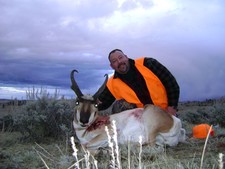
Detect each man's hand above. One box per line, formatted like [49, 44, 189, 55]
[167, 106, 177, 116]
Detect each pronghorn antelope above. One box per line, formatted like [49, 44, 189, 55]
[71, 70, 186, 154]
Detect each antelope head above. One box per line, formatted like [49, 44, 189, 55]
[70, 70, 108, 127]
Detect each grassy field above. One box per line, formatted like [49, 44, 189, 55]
[0, 98, 225, 169]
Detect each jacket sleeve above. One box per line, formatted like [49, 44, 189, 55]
[98, 86, 116, 111]
[144, 58, 180, 107]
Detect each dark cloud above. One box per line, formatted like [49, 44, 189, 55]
[0, 0, 225, 100]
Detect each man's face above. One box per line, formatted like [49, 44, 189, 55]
[109, 51, 129, 74]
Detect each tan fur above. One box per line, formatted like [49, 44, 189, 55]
[73, 100, 186, 154]
[142, 105, 174, 145]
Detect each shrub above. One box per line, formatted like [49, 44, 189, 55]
[210, 105, 225, 127]
[14, 97, 73, 142]
[0, 115, 14, 132]
[179, 104, 225, 127]
[179, 109, 211, 124]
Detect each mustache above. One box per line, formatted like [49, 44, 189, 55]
[118, 62, 126, 68]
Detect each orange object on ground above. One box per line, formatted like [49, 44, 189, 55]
[192, 124, 214, 139]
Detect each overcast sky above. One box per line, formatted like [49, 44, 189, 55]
[0, 0, 225, 101]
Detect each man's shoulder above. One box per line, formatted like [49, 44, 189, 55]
[135, 57, 155, 65]
[135, 57, 155, 61]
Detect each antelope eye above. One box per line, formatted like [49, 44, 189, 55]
[94, 104, 98, 108]
[75, 101, 79, 105]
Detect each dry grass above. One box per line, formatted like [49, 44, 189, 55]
[0, 129, 224, 168]
[0, 98, 225, 168]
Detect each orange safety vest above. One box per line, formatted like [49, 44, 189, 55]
[107, 57, 168, 109]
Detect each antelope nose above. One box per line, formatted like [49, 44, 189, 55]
[80, 116, 89, 125]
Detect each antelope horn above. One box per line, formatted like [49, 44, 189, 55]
[70, 69, 83, 98]
[93, 74, 108, 100]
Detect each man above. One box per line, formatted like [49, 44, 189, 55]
[98, 49, 180, 116]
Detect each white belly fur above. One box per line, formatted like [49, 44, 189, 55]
[111, 108, 148, 144]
